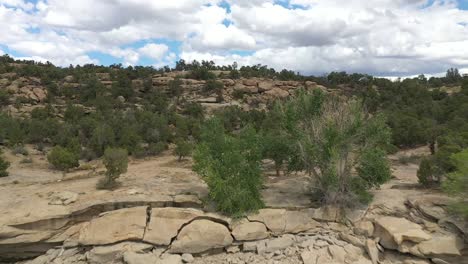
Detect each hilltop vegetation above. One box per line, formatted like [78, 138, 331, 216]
[0, 54, 467, 215]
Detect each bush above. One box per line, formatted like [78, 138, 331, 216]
[0, 89, 10, 104]
[97, 148, 128, 189]
[0, 152, 9, 177]
[285, 90, 392, 207]
[148, 142, 166, 156]
[193, 119, 264, 216]
[174, 139, 192, 161]
[443, 149, 468, 217]
[47, 146, 79, 171]
[11, 144, 28, 156]
[417, 158, 433, 186]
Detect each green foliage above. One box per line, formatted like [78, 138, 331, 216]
[47, 146, 79, 171]
[98, 148, 128, 189]
[0, 89, 10, 104]
[281, 90, 391, 207]
[187, 68, 216, 80]
[443, 150, 468, 217]
[168, 78, 183, 98]
[0, 151, 9, 177]
[147, 142, 167, 156]
[174, 139, 192, 161]
[417, 158, 433, 187]
[193, 118, 264, 216]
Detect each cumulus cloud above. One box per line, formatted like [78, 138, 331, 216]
[138, 43, 169, 60]
[0, 0, 467, 76]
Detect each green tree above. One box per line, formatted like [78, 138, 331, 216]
[0, 151, 9, 177]
[443, 149, 468, 217]
[47, 146, 79, 171]
[417, 158, 434, 187]
[193, 118, 264, 216]
[98, 148, 128, 189]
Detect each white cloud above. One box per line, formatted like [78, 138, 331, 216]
[0, 0, 466, 75]
[138, 43, 169, 60]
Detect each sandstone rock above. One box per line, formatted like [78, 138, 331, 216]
[78, 207, 147, 245]
[431, 258, 450, 264]
[301, 250, 318, 264]
[181, 253, 194, 263]
[328, 244, 347, 263]
[365, 239, 379, 264]
[226, 245, 240, 253]
[86, 242, 152, 264]
[374, 216, 431, 250]
[262, 234, 295, 253]
[340, 233, 365, 248]
[264, 88, 289, 98]
[173, 195, 202, 208]
[32, 87, 47, 101]
[344, 243, 364, 262]
[354, 221, 374, 237]
[234, 83, 258, 94]
[158, 254, 183, 264]
[169, 219, 233, 253]
[242, 79, 258, 86]
[242, 241, 258, 252]
[258, 81, 274, 91]
[153, 76, 174, 86]
[123, 252, 158, 264]
[48, 191, 78, 206]
[220, 79, 235, 86]
[144, 207, 204, 245]
[307, 206, 342, 222]
[415, 234, 463, 257]
[247, 209, 318, 235]
[232, 219, 268, 241]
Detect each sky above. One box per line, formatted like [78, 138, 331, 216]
[0, 0, 468, 77]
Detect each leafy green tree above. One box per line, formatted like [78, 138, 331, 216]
[193, 118, 264, 216]
[417, 158, 433, 187]
[0, 151, 9, 177]
[98, 148, 128, 189]
[47, 146, 79, 171]
[90, 124, 115, 156]
[174, 139, 192, 161]
[443, 149, 468, 217]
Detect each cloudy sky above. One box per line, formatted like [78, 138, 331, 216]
[1, 0, 468, 76]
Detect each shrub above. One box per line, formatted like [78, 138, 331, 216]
[11, 144, 28, 156]
[417, 158, 433, 186]
[97, 148, 128, 189]
[203, 80, 224, 94]
[193, 119, 264, 216]
[147, 142, 166, 156]
[0, 89, 10, 104]
[47, 146, 79, 171]
[443, 149, 468, 217]
[0, 151, 9, 177]
[174, 139, 192, 161]
[286, 90, 392, 207]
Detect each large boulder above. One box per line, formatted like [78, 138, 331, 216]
[169, 219, 233, 253]
[409, 234, 464, 258]
[264, 87, 289, 98]
[143, 208, 204, 245]
[78, 207, 147, 245]
[231, 219, 268, 241]
[374, 216, 431, 250]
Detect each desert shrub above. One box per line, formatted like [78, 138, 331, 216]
[0, 89, 10, 104]
[203, 80, 224, 94]
[193, 118, 264, 216]
[174, 139, 192, 161]
[11, 144, 28, 156]
[47, 146, 79, 171]
[97, 148, 128, 189]
[232, 90, 245, 100]
[443, 149, 468, 217]
[417, 158, 433, 186]
[285, 90, 391, 207]
[0, 151, 9, 177]
[147, 142, 166, 156]
[20, 157, 33, 164]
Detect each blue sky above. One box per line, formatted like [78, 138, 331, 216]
[1, 0, 468, 76]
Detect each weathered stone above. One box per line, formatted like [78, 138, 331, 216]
[48, 191, 78, 206]
[226, 245, 240, 253]
[301, 250, 318, 264]
[144, 207, 204, 245]
[263, 234, 295, 253]
[307, 206, 342, 222]
[78, 207, 147, 245]
[328, 244, 347, 263]
[344, 243, 364, 262]
[169, 220, 233, 253]
[340, 233, 365, 248]
[354, 221, 374, 237]
[123, 252, 158, 264]
[242, 241, 258, 252]
[247, 209, 318, 234]
[365, 239, 379, 264]
[431, 258, 450, 264]
[86, 242, 152, 264]
[374, 216, 431, 250]
[242, 79, 258, 86]
[415, 234, 463, 257]
[264, 88, 289, 98]
[181, 253, 194, 263]
[158, 254, 183, 264]
[258, 81, 274, 91]
[231, 219, 268, 241]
